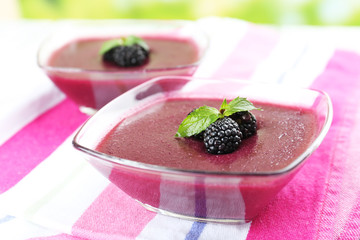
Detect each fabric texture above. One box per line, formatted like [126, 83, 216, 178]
[1, 17, 360, 240]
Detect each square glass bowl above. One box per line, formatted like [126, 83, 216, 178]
[37, 20, 208, 115]
[73, 76, 333, 223]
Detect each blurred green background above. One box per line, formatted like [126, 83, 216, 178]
[16, 0, 360, 25]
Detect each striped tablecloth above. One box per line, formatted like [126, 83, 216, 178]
[1, 17, 360, 240]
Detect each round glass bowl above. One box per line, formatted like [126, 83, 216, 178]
[37, 20, 208, 115]
[73, 76, 333, 223]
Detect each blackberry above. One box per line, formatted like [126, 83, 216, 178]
[203, 117, 242, 154]
[230, 111, 257, 139]
[192, 131, 204, 140]
[103, 44, 149, 67]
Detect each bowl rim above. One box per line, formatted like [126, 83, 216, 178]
[72, 77, 333, 178]
[37, 19, 209, 75]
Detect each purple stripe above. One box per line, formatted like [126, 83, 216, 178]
[195, 181, 207, 218]
[185, 222, 206, 240]
[0, 215, 15, 224]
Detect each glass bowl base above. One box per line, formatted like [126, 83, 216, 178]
[79, 106, 98, 115]
[136, 200, 250, 224]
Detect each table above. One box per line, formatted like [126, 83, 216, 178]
[1, 17, 360, 240]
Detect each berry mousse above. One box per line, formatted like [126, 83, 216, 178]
[96, 97, 317, 173]
[48, 35, 200, 71]
[45, 35, 201, 111]
[85, 90, 327, 221]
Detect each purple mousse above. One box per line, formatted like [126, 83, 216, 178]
[48, 36, 200, 71]
[96, 98, 317, 173]
[46, 36, 201, 110]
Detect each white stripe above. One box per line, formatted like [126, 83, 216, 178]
[159, 176, 196, 217]
[275, 28, 335, 87]
[204, 178, 245, 220]
[0, 21, 64, 145]
[135, 174, 197, 239]
[194, 17, 249, 78]
[0, 215, 60, 240]
[0, 135, 110, 233]
[281, 25, 360, 54]
[136, 214, 194, 240]
[0, 85, 65, 145]
[199, 222, 251, 240]
[278, 42, 333, 87]
[250, 28, 334, 87]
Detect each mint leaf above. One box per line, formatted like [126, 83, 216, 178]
[175, 106, 220, 137]
[99, 39, 122, 55]
[123, 35, 149, 51]
[99, 36, 149, 56]
[175, 97, 261, 138]
[223, 97, 261, 116]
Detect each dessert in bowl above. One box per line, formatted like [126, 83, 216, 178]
[73, 76, 333, 223]
[37, 20, 208, 114]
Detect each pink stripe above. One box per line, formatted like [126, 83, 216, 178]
[247, 50, 360, 239]
[312, 50, 360, 239]
[72, 184, 155, 240]
[212, 23, 279, 79]
[0, 99, 88, 193]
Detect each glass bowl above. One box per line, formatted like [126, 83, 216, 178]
[73, 76, 333, 223]
[37, 20, 208, 115]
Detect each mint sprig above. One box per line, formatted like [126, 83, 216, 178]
[175, 97, 261, 138]
[99, 35, 149, 55]
[221, 97, 260, 116]
[99, 39, 122, 55]
[175, 106, 220, 138]
[122, 36, 149, 51]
